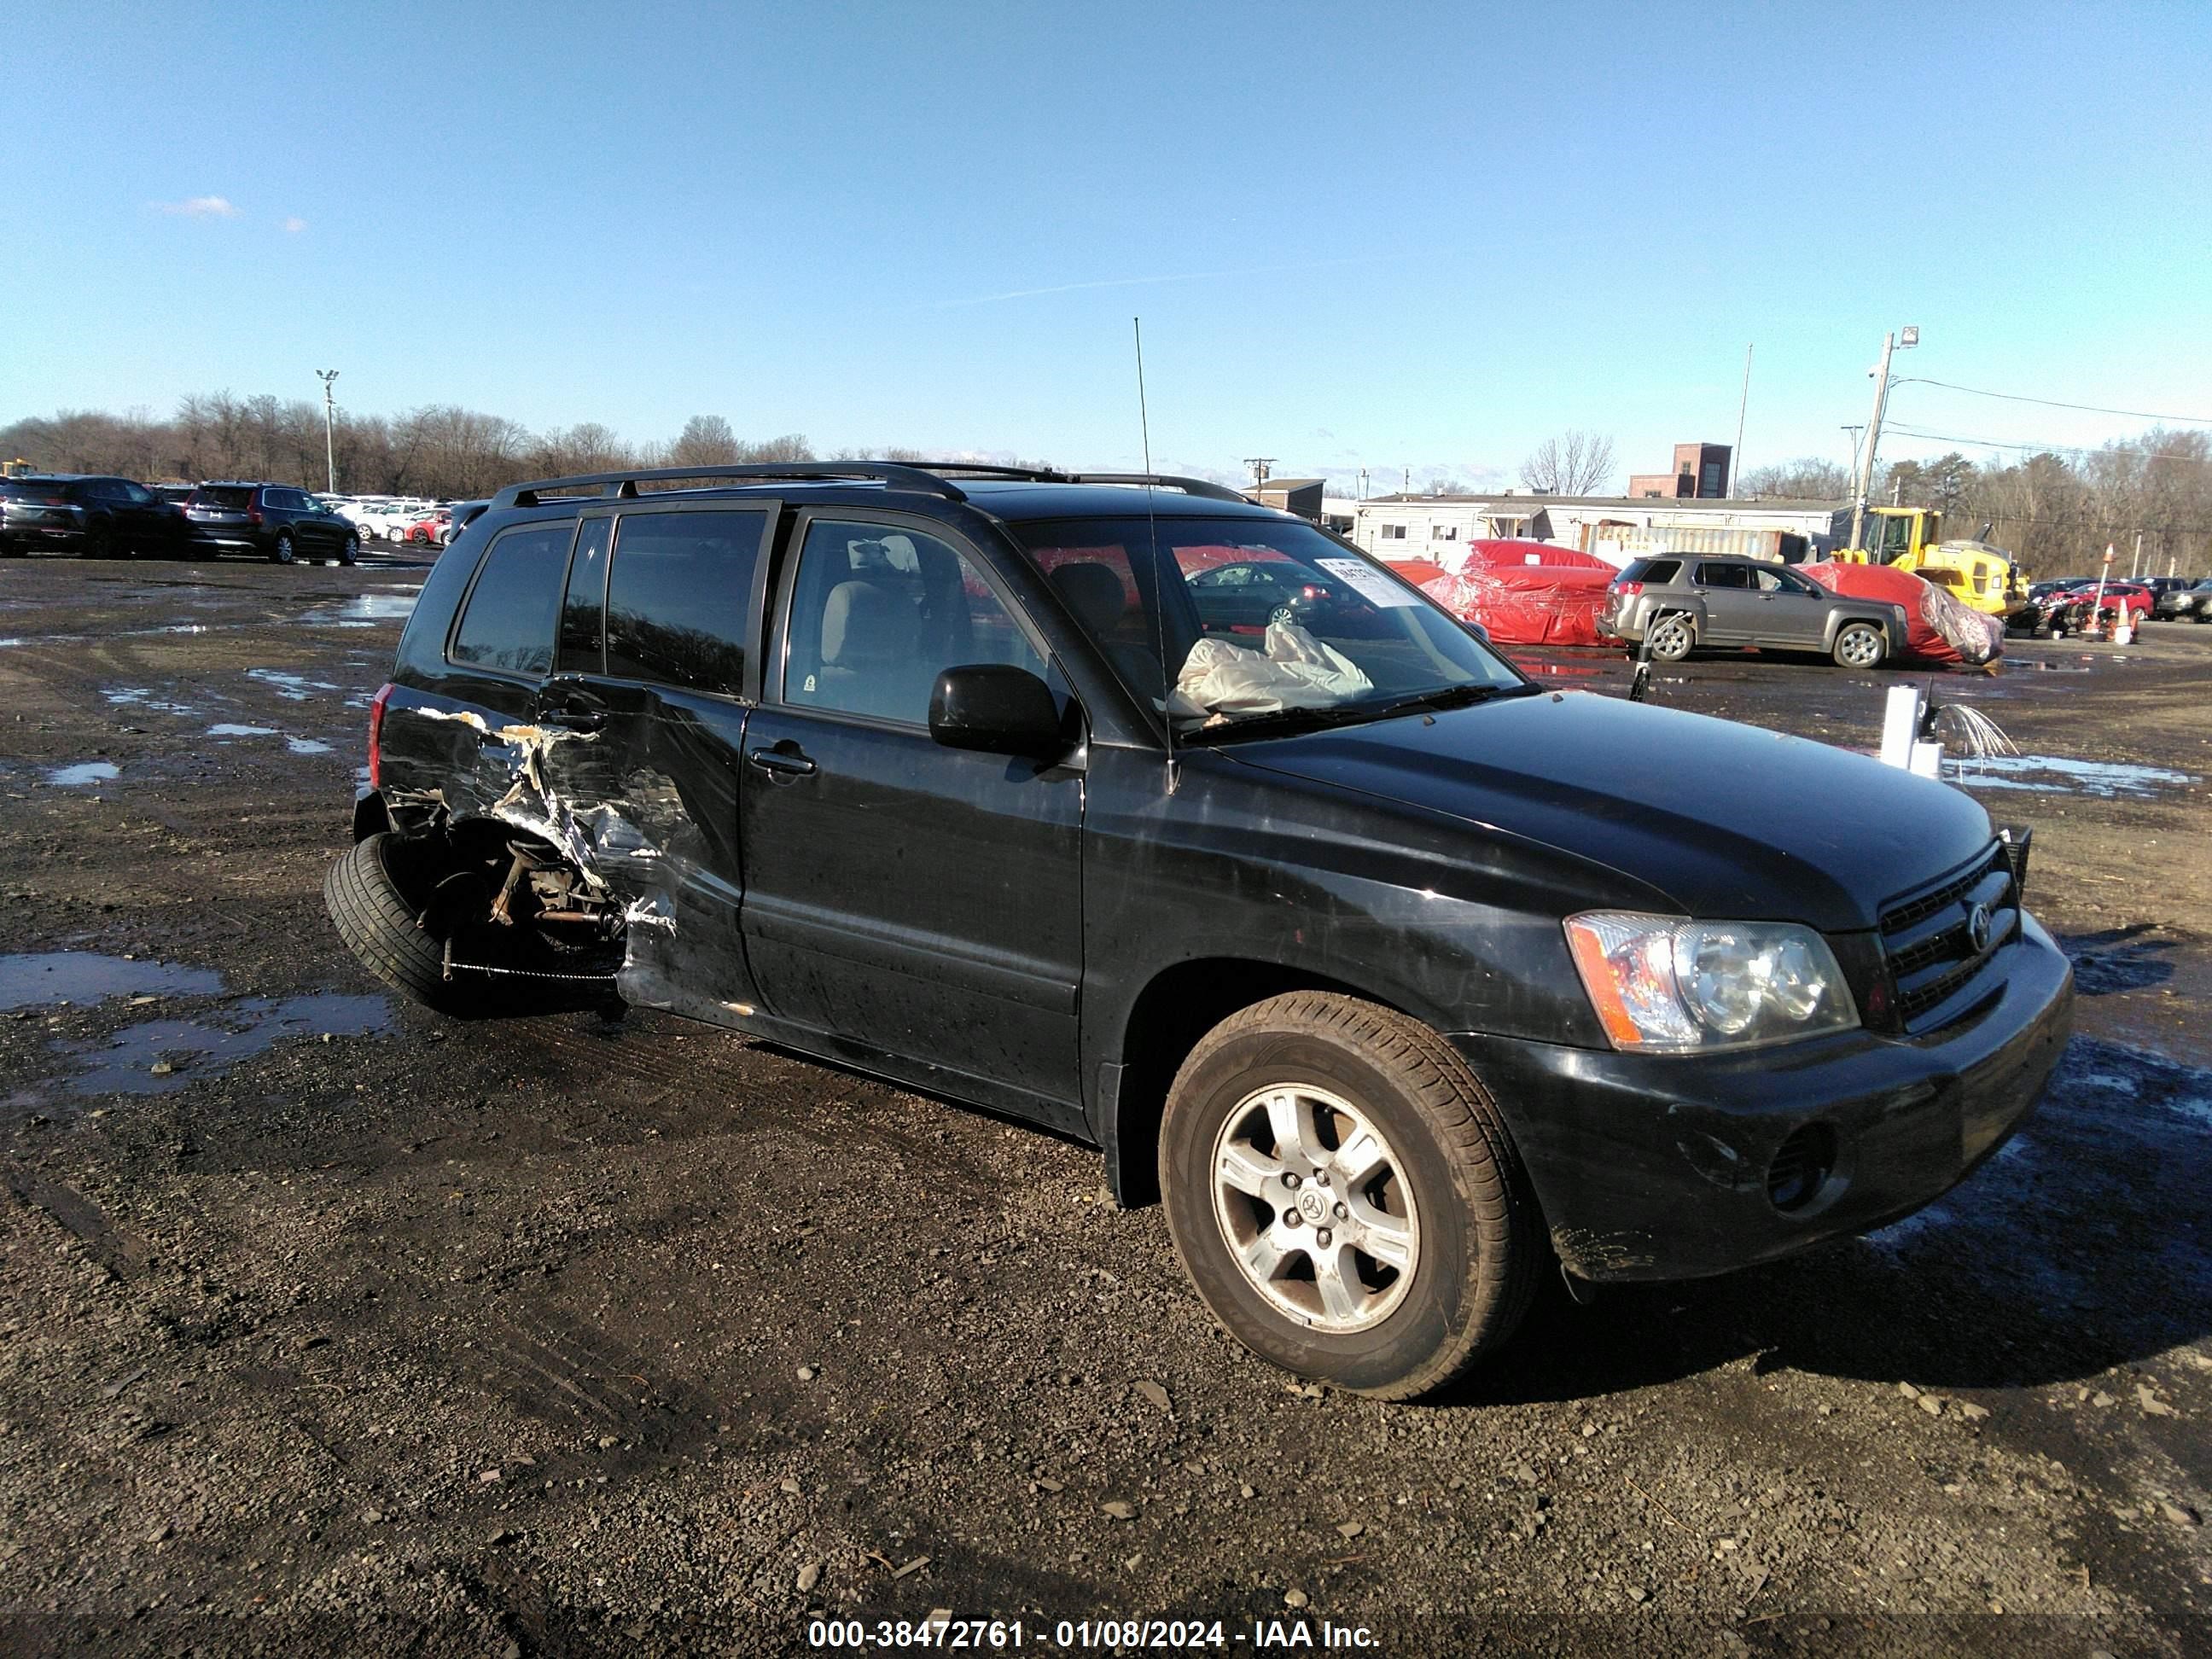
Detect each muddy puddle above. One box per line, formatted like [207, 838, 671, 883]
[246, 668, 344, 701]
[44, 761, 119, 787]
[300, 591, 418, 625]
[56, 992, 394, 1096]
[0, 952, 224, 1010]
[1943, 754, 2199, 799]
[105, 688, 204, 717]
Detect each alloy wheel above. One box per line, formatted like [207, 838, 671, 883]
[1209, 1082, 1420, 1333]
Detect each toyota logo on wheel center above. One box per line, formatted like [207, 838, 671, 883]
[1296, 1188, 1330, 1223]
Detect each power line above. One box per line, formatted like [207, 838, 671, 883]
[1884, 423, 2212, 467]
[1892, 376, 2212, 426]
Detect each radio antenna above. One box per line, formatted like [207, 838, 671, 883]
[1135, 316, 1177, 794]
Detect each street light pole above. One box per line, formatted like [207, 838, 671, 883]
[315, 370, 340, 493]
[1848, 327, 1916, 555]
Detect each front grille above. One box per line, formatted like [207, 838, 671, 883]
[1879, 843, 2019, 1026]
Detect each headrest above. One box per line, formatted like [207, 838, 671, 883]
[1051, 562, 1128, 634]
[821, 579, 914, 664]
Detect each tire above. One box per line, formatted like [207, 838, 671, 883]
[1158, 992, 1540, 1400]
[85, 523, 116, 561]
[324, 834, 500, 1017]
[1645, 613, 1695, 662]
[1831, 621, 1886, 669]
[270, 532, 296, 565]
[339, 532, 360, 567]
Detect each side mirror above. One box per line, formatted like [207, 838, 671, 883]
[928, 664, 1064, 760]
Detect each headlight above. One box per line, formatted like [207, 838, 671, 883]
[1564, 912, 1859, 1052]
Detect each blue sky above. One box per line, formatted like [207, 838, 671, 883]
[4, 0, 2208, 491]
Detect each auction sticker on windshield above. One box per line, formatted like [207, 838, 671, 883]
[1314, 556, 1421, 607]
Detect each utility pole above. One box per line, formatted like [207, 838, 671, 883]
[1732, 344, 1752, 495]
[2133, 530, 2144, 579]
[1243, 457, 1276, 488]
[1848, 326, 1916, 554]
[315, 370, 340, 493]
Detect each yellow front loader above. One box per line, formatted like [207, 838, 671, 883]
[1834, 506, 2026, 616]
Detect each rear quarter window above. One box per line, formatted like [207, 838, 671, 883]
[450, 523, 575, 678]
[1623, 558, 1680, 585]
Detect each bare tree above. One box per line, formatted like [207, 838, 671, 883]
[1738, 457, 1852, 500]
[669, 415, 740, 467]
[1518, 430, 1616, 495]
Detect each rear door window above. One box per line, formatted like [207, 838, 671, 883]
[451, 523, 575, 678]
[1697, 562, 1753, 589]
[602, 509, 766, 696]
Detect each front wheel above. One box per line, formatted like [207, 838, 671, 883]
[1831, 621, 1886, 669]
[1159, 992, 1540, 1400]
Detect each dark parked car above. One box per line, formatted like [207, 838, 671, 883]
[0, 474, 188, 558]
[1598, 554, 1908, 667]
[1184, 554, 1384, 637]
[326, 462, 2073, 1399]
[184, 481, 361, 564]
[2156, 579, 2212, 621]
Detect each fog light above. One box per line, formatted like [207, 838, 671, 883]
[1767, 1124, 1837, 1213]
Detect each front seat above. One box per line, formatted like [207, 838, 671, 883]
[816, 579, 923, 720]
[1051, 562, 1164, 706]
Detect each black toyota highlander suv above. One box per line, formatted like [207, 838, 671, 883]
[326, 462, 2073, 1399]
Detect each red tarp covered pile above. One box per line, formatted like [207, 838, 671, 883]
[1388, 539, 1616, 647]
[1799, 561, 2005, 667]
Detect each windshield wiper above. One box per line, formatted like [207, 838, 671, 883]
[1178, 703, 1375, 745]
[1179, 683, 1524, 745]
[1370, 682, 1530, 720]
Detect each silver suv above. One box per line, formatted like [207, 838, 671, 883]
[1599, 555, 1907, 668]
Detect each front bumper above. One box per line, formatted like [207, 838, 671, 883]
[1450, 912, 2074, 1283]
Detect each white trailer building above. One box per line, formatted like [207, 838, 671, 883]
[1350, 493, 1852, 570]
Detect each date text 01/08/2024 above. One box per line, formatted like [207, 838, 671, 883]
[805, 1616, 1382, 1649]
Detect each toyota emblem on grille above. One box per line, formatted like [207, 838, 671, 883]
[1967, 901, 1994, 953]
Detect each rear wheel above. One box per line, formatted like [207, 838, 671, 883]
[1159, 992, 1540, 1400]
[339, 532, 360, 566]
[325, 832, 621, 1018]
[1832, 621, 1886, 669]
[270, 531, 296, 565]
[1645, 613, 1695, 661]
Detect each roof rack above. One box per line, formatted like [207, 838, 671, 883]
[486, 462, 1260, 513]
[490, 462, 969, 511]
[855, 463, 1255, 504]
[1064, 473, 1254, 504]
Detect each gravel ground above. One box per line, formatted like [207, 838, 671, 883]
[1, 554, 2208, 1656]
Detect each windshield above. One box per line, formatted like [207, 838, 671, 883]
[1009, 516, 1528, 740]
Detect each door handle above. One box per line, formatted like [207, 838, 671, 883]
[541, 706, 605, 732]
[748, 745, 818, 778]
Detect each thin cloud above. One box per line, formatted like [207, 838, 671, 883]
[930, 256, 1383, 310]
[283, 216, 307, 233]
[155, 195, 241, 218]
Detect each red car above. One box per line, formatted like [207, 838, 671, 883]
[2045, 579, 2153, 632]
[398, 508, 451, 546]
